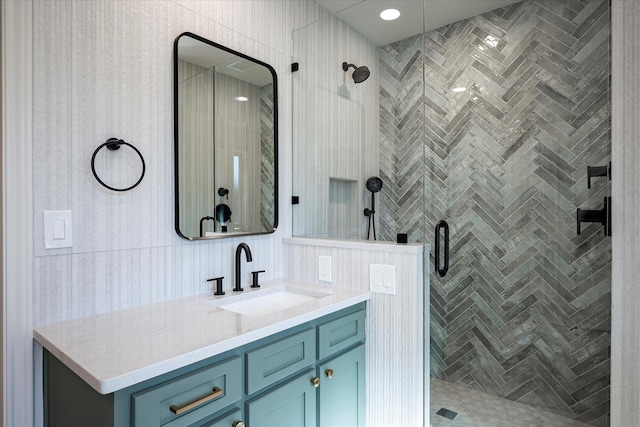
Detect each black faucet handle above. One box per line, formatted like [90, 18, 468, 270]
[251, 270, 265, 288]
[207, 276, 225, 296]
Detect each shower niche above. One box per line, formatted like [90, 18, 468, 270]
[328, 178, 359, 239]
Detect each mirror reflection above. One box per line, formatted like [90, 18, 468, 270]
[174, 32, 277, 239]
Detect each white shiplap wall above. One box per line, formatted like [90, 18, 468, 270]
[284, 238, 428, 427]
[31, 0, 331, 327]
[29, 2, 432, 427]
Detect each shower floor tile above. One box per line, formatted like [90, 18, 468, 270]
[431, 379, 594, 427]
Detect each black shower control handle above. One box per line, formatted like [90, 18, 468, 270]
[587, 163, 610, 189]
[576, 197, 611, 236]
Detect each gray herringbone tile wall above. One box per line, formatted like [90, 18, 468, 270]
[379, 1, 611, 425]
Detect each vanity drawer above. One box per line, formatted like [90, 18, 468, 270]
[317, 309, 365, 360]
[246, 328, 316, 395]
[131, 356, 242, 427]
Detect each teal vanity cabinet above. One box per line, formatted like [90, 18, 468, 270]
[245, 305, 366, 427]
[43, 303, 365, 427]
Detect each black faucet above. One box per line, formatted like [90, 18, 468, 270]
[234, 242, 252, 292]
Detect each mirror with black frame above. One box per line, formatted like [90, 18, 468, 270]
[174, 32, 278, 239]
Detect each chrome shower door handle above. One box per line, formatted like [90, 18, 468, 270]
[435, 220, 449, 277]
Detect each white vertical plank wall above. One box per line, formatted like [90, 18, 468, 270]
[284, 238, 428, 427]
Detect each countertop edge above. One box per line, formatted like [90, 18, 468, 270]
[35, 287, 371, 395]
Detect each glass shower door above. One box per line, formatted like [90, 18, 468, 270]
[422, 1, 612, 426]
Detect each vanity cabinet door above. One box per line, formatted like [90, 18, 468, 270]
[246, 369, 317, 427]
[318, 344, 365, 427]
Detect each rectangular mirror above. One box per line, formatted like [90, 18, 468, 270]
[174, 32, 278, 239]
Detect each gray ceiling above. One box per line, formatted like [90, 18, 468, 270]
[314, 0, 522, 45]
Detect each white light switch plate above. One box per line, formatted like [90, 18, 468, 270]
[44, 210, 73, 249]
[370, 264, 396, 294]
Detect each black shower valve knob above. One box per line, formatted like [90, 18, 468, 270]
[586, 163, 611, 189]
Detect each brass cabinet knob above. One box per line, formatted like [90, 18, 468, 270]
[310, 377, 320, 387]
[232, 421, 245, 427]
[325, 368, 334, 379]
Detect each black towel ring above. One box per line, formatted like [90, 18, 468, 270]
[91, 138, 145, 192]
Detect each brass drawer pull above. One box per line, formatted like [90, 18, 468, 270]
[169, 387, 223, 415]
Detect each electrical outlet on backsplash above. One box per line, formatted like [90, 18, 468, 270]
[318, 256, 331, 282]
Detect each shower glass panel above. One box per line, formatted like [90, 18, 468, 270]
[293, 0, 610, 425]
[411, 0, 610, 425]
[292, 14, 379, 239]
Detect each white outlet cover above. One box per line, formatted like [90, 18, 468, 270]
[319, 256, 332, 282]
[369, 264, 396, 294]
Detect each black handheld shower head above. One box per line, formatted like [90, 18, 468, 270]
[365, 176, 383, 212]
[366, 176, 383, 193]
[364, 176, 383, 240]
[342, 62, 370, 83]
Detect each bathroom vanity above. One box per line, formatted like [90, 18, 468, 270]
[35, 281, 369, 427]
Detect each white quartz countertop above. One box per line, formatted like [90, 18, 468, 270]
[33, 280, 370, 395]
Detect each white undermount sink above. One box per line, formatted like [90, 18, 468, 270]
[208, 285, 331, 317]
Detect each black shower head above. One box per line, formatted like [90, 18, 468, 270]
[366, 176, 383, 193]
[342, 62, 370, 83]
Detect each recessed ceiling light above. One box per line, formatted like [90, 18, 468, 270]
[452, 87, 467, 93]
[380, 8, 400, 21]
[235, 96, 249, 102]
